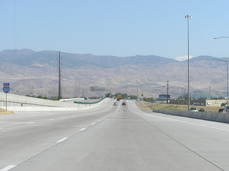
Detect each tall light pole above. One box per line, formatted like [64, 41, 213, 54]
[213, 36, 229, 105]
[225, 61, 228, 105]
[58, 51, 62, 100]
[185, 15, 191, 111]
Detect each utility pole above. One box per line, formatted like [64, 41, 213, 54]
[185, 14, 191, 111]
[58, 51, 62, 100]
[166, 80, 169, 104]
[209, 86, 211, 99]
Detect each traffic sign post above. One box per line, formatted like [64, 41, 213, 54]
[3, 83, 10, 110]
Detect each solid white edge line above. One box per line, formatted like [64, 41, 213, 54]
[148, 113, 229, 132]
[56, 137, 68, 143]
[130, 101, 229, 132]
[0, 165, 16, 171]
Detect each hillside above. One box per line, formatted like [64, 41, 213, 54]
[0, 49, 227, 98]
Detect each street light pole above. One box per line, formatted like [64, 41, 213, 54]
[213, 36, 229, 105]
[227, 61, 228, 105]
[185, 14, 191, 111]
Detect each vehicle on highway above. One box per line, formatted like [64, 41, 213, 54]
[122, 102, 126, 106]
[189, 107, 198, 112]
[219, 108, 224, 113]
[113, 102, 118, 106]
[199, 108, 204, 112]
[223, 105, 229, 113]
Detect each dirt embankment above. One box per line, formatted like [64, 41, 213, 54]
[136, 102, 221, 113]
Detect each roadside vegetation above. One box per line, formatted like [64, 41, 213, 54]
[0, 108, 14, 115]
[26, 95, 59, 100]
[136, 101, 221, 113]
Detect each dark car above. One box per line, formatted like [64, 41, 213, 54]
[122, 102, 126, 106]
[199, 108, 205, 112]
[218, 108, 223, 113]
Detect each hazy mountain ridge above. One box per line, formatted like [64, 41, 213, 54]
[0, 49, 227, 98]
[0, 49, 176, 68]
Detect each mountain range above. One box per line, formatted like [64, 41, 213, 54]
[0, 49, 227, 98]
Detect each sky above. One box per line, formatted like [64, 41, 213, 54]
[0, 0, 229, 60]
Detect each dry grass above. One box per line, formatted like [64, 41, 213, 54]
[0, 108, 14, 115]
[136, 102, 221, 113]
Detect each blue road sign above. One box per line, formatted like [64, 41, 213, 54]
[3, 83, 9, 87]
[3, 83, 10, 93]
[3, 87, 10, 93]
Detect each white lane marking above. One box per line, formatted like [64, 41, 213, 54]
[129, 101, 229, 133]
[25, 122, 35, 124]
[56, 137, 68, 143]
[48, 119, 55, 121]
[0, 165, 16, 171]
[90, 122, 96, 126]
[79, 127, 86, 132]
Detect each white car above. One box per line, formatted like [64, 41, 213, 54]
[113, 102, 118, 106]
[189, 107, 198, 112]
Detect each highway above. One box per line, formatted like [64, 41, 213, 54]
[0, 100, 229, 170]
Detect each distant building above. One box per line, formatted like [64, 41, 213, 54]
[158, 94, 170, 100]
[90, 86, 106, 91]
[157, 94, 170, 103]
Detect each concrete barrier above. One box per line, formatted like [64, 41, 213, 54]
[74, 98, 105, 104]
[153, 110, 229, 124]
[0, 92, 108, 112]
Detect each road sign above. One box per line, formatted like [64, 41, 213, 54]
[3, 83, 9, 87]
[3, 83, 10, 111]
[3, 87, 10, 93]
[3, 83, 10, 93]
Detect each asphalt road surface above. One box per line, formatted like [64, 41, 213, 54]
[1, 100, 229, 171]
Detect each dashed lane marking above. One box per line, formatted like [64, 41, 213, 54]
[79, 127, 86, 132]
[0, 165, 16, 171]
[56, 137, 68, 143]
[90, 122, 96, 126]
[25, 122, 35, 124]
